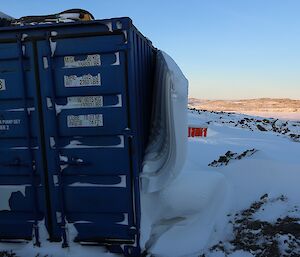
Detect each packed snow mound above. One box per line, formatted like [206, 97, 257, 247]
[142, 110, 300, 257]
[143, 170, 229, 257]
[141, 51, 189, 193]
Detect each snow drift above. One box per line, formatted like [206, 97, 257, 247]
[140, 52, 230, 255]
[141, 50, 189, 193]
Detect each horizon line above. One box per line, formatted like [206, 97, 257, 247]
[188, 97, 300, 101]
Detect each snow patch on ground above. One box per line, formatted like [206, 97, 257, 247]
[144, 110, 300, 256]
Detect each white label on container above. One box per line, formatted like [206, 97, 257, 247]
[0, 79, 6, 91]
[67, 114, 103, 128]
[64, 54, 101, 68]
[64, 74, 101, 87]
[67, 96, 103, 108]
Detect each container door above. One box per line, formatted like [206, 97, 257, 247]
[36, 34, 137, 244]
[0, 40, 45, 243]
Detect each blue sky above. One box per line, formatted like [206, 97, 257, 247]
[3, 0, 300, 99]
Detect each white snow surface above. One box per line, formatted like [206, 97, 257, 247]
[1, 110, 300, 256]
[141, 110, 300, 256]
[141, 50, 189, 193]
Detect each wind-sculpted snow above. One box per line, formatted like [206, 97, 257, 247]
[141, 51, 188, 193]
[187, 110, 300, 257]
[143, 110, 300, 256]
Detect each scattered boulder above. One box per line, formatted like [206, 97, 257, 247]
[209, 149, 258, 167]
[257, 124, 267, 131]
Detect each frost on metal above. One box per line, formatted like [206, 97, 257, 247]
[64, 136, 124, 149]
[49, 137, 56, 149]
[104, 21, 113, 32]
[112, 52, 120, 66]
[116, 213, 129, 225]
[43, 57, 49, 69]
[141, 50, 189, 193]
[49, 31, 58, 57]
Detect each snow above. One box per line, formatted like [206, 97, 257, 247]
[63, 136, 124, 148]
[49, 31, 58, 56]
[112, 52, 120, 66]
[141, 51, 189, 193]
[1, 108, 300, 256]
[142, 110, 300, 256]
[0, 49, 299, 256]
[0, 41, 299, 255]
[0, 242, 117, 257]
[142, 170, 229, 256]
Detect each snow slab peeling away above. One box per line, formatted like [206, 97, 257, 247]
[141, 50, 189, 193]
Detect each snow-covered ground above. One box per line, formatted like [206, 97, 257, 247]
[1, 109, 300, 257]
[142, 109, 300, 257]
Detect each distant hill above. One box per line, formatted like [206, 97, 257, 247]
[188, 98, 300, 120]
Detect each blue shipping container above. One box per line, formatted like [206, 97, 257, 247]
[0, 17, 156, 256]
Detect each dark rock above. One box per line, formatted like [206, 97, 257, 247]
[257, 124, 267, 131]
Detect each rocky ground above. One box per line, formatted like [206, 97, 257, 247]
[190, 108, 300, 142]
[188, 98, 300, 115]
[203, 194, 300, 257]
[208, 149, 258, 167]
[192, 111, 300, 257]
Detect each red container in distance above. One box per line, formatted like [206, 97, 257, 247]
[188, 127, 208, 137]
